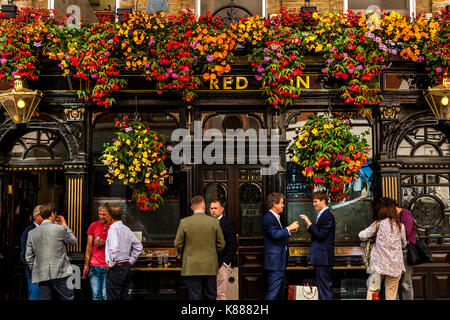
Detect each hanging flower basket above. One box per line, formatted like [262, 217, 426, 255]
[100, 116, 171, 211]
[288, 114, 370, 202]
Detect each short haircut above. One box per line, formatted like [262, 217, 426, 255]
[266, 192, 285, 209]
[191, 195, 205, 208]
[109, 205, 123, 221]
[311, 190, 329, 205]
[210, 198, 223, 207]
[98, 203, 110, 213]
[40, 202, 55, 220]
[33, 205, 42, 218]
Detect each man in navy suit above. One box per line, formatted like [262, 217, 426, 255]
[300, 190, 335, 300]
[20, 205, 43, 300]
[262, 192, 299, 300]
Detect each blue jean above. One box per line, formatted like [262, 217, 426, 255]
[89, 266, 108, 300]
[26, 277, 40, 300]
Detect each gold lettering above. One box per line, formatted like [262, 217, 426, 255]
[296, 76, 310, 89]
[210, 77, 219, 90]
[223, 76, 233, 90]
[236, 76, 248, 90]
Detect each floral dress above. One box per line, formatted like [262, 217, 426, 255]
[359, 218, 407, 277]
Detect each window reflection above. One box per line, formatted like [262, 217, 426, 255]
[239, 182, 262, 236]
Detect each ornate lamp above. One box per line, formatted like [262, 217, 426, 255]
[0, 76, 42, 125]
[424, 74, 449, 121]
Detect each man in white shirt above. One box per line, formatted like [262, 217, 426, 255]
[209, 199, 237, 300]
[105, 204, 143, 300]
[262, 192, 299, 300]
[300, 190, 336, 300]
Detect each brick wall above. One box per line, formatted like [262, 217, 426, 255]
[0, 0, 47, 9]
[431, 0, 449, 12]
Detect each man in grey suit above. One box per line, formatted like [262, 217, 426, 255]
[26, 202, 78, 300]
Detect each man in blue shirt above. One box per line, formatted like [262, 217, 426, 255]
[20, 205, 43, 300]
[300, 190, 336, 300]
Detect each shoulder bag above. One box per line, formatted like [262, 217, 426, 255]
[360, 222, 380, 268]
[406, 238, 433, 265]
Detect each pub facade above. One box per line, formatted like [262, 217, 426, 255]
[0, 0, 449, 300]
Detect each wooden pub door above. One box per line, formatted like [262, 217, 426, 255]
[200, 165, 266, 300]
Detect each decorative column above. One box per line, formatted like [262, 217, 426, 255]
[378, 105, 402, 202]
[63, 105, 87, 253]
[65, 164, 87, 253]
[380, 164, 401, 203]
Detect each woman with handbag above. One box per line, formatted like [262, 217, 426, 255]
[359, 204, 407, 300]
[377, 197, 417, 300]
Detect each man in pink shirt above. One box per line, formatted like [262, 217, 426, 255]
[83, 203, 112, 300]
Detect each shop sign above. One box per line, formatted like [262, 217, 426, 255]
[203, 75, 316, 91]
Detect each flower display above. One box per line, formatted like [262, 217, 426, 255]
[100, 116, 170, 211]
[0, 7, 448, 113]
[0, 8, 63, 83]
[289, 115, 370, 202]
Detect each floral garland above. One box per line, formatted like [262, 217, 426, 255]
[0, 7, 448, 112]
[0, 8, 63, 83]
[289, 114, 370, 202]
[100, 116, 170, 211]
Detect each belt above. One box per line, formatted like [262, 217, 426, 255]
[114, 261, 130, 267]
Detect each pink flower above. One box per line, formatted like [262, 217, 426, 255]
[436, 67, 442, 73]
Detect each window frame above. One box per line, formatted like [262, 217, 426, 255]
[196, 0, 266, 19]
[343, 0, 416, 17]
[48, 0, 121, 10]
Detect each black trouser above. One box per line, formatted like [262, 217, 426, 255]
[185, 276, 217, 300]
[39, 276, 74, 300]
[106, 265, 131, 300]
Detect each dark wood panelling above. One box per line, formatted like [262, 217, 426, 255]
[412, 273, 426, 300]
[432, 273, 450, 300]
[239, 245, 264, 299]
[240, 274, 264, 300]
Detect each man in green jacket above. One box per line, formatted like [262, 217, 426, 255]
[174, 195, 225, 300]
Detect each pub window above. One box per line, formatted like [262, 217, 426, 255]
[203, 113, 262, 134]
[397, 125, 450, 244]
[8, 130, 68, 162]
[91, 112, 180, 241]
[49, 0, 120, 22]
[397, 127, 450, 157]
[200, 0, 264, 19]
[286, 112, 373, 242]
[345, 0, 415, 17]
